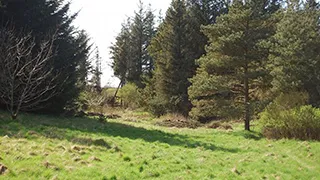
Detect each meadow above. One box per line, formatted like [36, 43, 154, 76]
[0, 111, 319, 180]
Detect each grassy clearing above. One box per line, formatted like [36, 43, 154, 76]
[0, 111, 319, 180]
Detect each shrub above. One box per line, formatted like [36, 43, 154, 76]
[118, 83, 143, 109]
[103, 88, 118, 106]
[189, 98, 242, 123]
[146, 96, 167, 117]
[259, 92, 320, 140]
[79, 89, 108, 112]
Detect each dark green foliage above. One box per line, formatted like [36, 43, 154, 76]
[0, 0, 91, 114]
[129, 1, 156, 87]
[189, 0, 278, 129]
[146, 0, 230, 117]
[111, 19, 132, 85]
[149, 0, 193, 115]
[110, 2, 156, 88]
[186, 0, 229, 59]
[260, 92, 320, 140]
[268, 1, 320, 106]
[147, 96, 168, 117]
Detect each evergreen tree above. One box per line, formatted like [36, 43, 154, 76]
[189, 0, 279, 130]
[143, 5, 157, 79]
[91, 47, 102, 93]
[0, 0, 91, 113]
[268, 0, 320, 106]
[186, 0, 229, 60]
[129, 1, 145, 86]
[111, 2, 156, 88]
[149, 0, 193, 115]
[111, 19, 132, 86]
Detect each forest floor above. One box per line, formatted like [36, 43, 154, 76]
[0, 110, 319, 180]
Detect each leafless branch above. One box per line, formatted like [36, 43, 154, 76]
[0, 26, 60, 119]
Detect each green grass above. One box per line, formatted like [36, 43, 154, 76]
[0, 111, 319, 180]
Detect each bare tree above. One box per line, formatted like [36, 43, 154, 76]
[0, 27, 59, 119]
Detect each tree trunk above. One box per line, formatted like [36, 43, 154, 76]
[112, 81, 123, 107]
[244, 66, 250, 131]
[11, 113, 17, 120]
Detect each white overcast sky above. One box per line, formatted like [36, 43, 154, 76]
[70, 0, 172, 87]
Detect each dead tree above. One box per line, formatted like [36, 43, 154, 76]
[0, 27, 59, 119]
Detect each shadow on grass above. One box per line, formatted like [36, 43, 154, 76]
[231, 130, 263, 141]
[0, 113, 241, 153]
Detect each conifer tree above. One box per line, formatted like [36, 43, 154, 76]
[111, 19, 132, 86]
[269, 0, 320, 106]
[149, 0, 193, 115]
[91, 47, 102, 93]
[189, 0, 279, 130]
[0, 0, 91, 113]
[111, 2, 156, 88]
[186, 0, 229, 59]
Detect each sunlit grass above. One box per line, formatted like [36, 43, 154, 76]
[0, 111, 319, 179]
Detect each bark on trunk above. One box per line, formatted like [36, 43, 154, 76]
[244, 66, 250, 131]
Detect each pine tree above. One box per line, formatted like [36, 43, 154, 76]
[269, 0, 320, 106]
[149, 0, 193, 115]
[189, 0, 279, 130]
[186, 0, 229, 60]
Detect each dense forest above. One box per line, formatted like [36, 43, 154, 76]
[111, 0, 320, 139]
[0, 0, 319, 140]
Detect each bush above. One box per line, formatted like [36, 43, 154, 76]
[259, 92, 320, 140]
[118, 83, 143, 109]
[103, 88, 118, 106]
[79, 88, 108, 112]
[146, 96, 167, 117]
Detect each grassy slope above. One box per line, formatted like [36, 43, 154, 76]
[0, 112, 319, 180]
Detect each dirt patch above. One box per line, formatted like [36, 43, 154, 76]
[0, 164, 7, 175]
[27, 131, 39, 137]
[79, 160, 89, 165]
[123, 118, 141, 123]
[43, 161, 60, 171]
[73, 157, 82, 162]
[71, 145, 82, 151]
[89, 156, 102, 162]
[71, 137, 111, 149]
[207, 122, 233, 130]
[112, 145, 122, 152]
[29, 152, 37, 156]
[231, 166, 241, 175]
[105, 114, 121, 119]
[156, 119, 201, 129]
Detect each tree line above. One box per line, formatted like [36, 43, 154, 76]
[111, 0, 320, 131]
